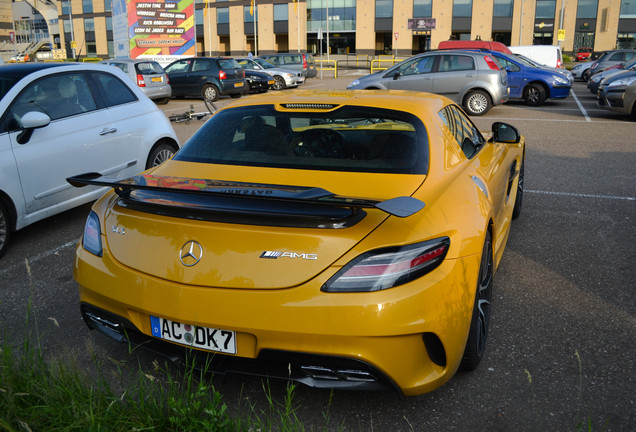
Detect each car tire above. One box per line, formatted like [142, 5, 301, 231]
[463, 90, 491, 116]
[582, 69, 591, 81]
[459, 230, 493, 371]
[202, 84, 219, 102]
[154, 97, 170, 105]
[523, 83, 547, 106]
[512, 158, 524, 220]
[0, 200, 11, 258]
[230, 93, 242, 99]
[272, 76, 286, 91]
[146, 142, 177, 169]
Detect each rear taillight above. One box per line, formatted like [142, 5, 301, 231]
[137, 74, 146, 87]
[557, 59, 562, 68]
[219, 70, 227, 80]
[302, 54, 308, 70]
[242, 69, 245, 78]
[484, 55, 500, 70]
[322, 238, 450, 293]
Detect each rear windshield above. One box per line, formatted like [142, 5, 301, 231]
[135, 61, 165, 75]
[175, 105, 429, 174]
[218, 59, 241, 70]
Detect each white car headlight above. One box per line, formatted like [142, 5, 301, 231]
[608, 76, 636, 89]
[552, 75, 568, 84]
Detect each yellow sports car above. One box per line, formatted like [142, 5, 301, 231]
[69, 90, 525, 396]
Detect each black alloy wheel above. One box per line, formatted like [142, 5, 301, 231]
[460, 230, 493, 371]
[524, 83, 547, 106]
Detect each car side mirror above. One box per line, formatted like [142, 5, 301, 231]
[491, 122, 520, 144]
[17, 111, 51, 144]
[505, 66, 512, 72]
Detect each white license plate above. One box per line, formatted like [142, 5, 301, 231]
[150, 316, 236, 354]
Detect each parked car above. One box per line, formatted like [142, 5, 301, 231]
[259, 53, 318, 78]
[69, 89, 525, 397]
[438, 40, 513, 54]
[100, 58, 171, 104]
[509, 45, 564, 69]
[575, 47, 593, 62]
[571, 61, 595, 81]
[235, 57, 305, 90]
[597, 70, 636, 120]
[0, 62, 180, 257]
[484, 50, 571, 106]
[346, 50, 509, 116]
[243, 69, 274, 94]
[587, 58, 636, 94]
[589, 49, 636, 77]
[164, 57, 245, 102]
[513, 53, 573, 83]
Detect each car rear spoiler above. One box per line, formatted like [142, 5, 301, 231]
[67, 173, 425, 218]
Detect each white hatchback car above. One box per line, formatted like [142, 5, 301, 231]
[0, 62, 180, 257]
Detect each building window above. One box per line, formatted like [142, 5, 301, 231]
[576, 0, 598, 19]
[620, 1, 636, 18]
[376, 0, 393, 19]
[62, 1, 71, 15]
[493, 0, 513, 17]
[82, 0, 93, 14]
[274, 4, 288, 21]
[535, 0, 556, 19]
[413, 0, 432, 18]
[104, 0, 111, 13]
[84, 18, 95, 33]
[106, 16, 112, 32]
[307, 0, 355, 32]
[453, 0, 472, 17]
[217, 7, 229, 24]
[244, 6, 257, 22]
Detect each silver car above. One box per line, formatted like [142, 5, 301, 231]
[235, 57, 305, 90]
[100, 58, 172, 104]
[589, 49, 636, 77]
[347, 51, 509, 116]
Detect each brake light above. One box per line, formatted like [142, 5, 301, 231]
[137, 74, 146, 87]
[484, 55, 500, 70]
[219, 70, 227, 80]
[302, 54, 308, 70]
[322, 238, 450, 293]
[557, 59, 562, 68]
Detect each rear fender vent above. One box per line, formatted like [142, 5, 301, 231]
[422, 332, 447, 367]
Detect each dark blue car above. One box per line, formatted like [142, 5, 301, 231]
[485, 51, 571, 106]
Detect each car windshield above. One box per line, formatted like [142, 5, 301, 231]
[252, 58, 277, 69]
[175, 105, 429, 174]
[0, 76, 21, 101]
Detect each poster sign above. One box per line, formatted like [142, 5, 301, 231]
[112, 0, 195, 66]
[408, 18, 436, 31]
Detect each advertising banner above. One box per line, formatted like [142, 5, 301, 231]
[112, 0, 195, 66]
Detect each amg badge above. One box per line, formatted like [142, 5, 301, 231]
[260, 251, 318, 260]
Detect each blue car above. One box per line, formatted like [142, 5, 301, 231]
[484, 50, 571, 106]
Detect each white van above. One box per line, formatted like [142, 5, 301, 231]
[509, 45, 563, 69]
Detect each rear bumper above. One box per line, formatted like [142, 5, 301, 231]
[74, 242, 481, 397]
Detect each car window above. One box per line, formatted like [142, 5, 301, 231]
[219, 59, 240, 69]
[111, 62, 129, 73]
[439, 104, 485, 158]
[175, 105, 429, 174]
[494, 54, 521, 72]
[8, 73, 98, 125]
[93, 72, 137, 107]
[439, 55, 475, 72]
[0, 76, 21, 101]
[238, 59, 257, 70]
[165, 60, 191, 74]
[136, 62, 164, 75]
[192, 59, 211, 72]
[398, 56, 434, 76]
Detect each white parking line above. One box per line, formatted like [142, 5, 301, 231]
[570, 89, 592, 122]
[527, 190, 635, 201]
[0, 239, 79, 276]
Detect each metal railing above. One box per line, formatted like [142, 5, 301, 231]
[370, 56, 401, 73]
[316, 59, 338, 78]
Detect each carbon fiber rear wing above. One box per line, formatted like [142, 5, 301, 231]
[67, 173, 425, 218]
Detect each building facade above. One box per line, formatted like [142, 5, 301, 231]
[5, 0, 636, 60]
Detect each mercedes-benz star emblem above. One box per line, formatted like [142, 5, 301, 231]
[179, 240, 203, 267]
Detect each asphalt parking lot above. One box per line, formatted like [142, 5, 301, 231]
[1, 73, 634, 431]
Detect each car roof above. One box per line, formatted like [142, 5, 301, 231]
[0, 62, 76, 79]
